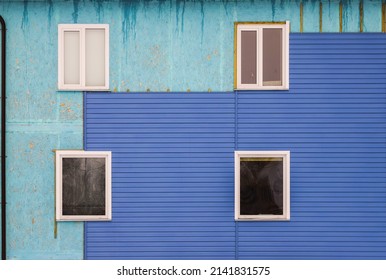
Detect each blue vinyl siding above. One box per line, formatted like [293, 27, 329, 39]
[84, 93, 236, 259]
[236, 33, 386, 260]
[84, 33, 386, 259]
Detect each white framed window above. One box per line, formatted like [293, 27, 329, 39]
[235, 151, 290, 221]
[58, 24, 109, 91]
[235, 22, 289, 90]
[55, 150, 112, 221]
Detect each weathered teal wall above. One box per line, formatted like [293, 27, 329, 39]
[0, 0, 383, 259]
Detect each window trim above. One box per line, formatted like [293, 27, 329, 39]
[234, 21, 289, 90]
[234, 151, 290, 221]
[55, 150, 112, 221]
[58, 24, 109, 91]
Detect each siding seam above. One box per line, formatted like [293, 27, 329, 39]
[83, 91, 87, 260]
[235, 91, 239, 260]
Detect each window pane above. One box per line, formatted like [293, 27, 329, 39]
[240, 158, 283, 215]
[241, 30, 257, 84]
[85, 29, 105, 87]
[63, 31, 80, 85]
[62, 158, 106, 216]
[263, 28, 282, 86]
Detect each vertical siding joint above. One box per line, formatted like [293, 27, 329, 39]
[234, 91, 239, 260]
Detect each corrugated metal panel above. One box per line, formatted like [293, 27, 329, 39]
[85, 33, 386, 259]
[236, 33, 386, 260]
[84, 93, 236, 259]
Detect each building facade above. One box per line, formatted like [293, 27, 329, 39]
[0, 0, 386, 259]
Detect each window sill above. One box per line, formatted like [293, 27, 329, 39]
[235, 86, 289, 91]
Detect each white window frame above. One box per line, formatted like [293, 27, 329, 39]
[58, 24, 109, 91]
[55, 150, 112, 221]
[235, 21, 289, 90]
[235, 151, 290, 221]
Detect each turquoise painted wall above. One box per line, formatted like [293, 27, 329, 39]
[0, 0, 383, 259]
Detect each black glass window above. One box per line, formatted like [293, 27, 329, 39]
[240, 158, 283, 215]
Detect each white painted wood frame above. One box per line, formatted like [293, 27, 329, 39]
[236, 21, 289, 90]
[55, 150, 112, 221]
[235, 151, 290, 221]
[58, 24, 109, 91]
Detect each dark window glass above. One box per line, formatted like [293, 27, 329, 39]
[62, 158, 106, 216]
[263, 28, 282, 86]
[241, 30, 257, 84]
[240, 158, 283, 215]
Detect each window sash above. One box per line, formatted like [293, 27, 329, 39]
[236, 22, 289, 90]
[55, 150, 112, 221]
[58, 24, 109, 91]
[234, 151, 290, 221]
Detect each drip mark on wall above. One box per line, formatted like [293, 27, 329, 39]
[176, 0, 186, 33]
[21, 0, 29, 31]
[72, 0, 80, 23]
[200, 0, 205, 44]
[271, 0, 277, 20]
[94, 0, 105, 22]
[121, 0, 138, 44]
[47, 0, 53, 30]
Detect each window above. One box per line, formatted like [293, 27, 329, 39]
[235, 22, 289, 90]
[55, 150, 112, 221]
[235, 151, 290, 221]
[58, 24, 109, 91]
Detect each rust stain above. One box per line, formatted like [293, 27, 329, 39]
[319, 2, 323, 32]
[207, 54, 211, 60]
[54, 220, 57, 239]
[29, 142, 35, 149]
[300, 2, 303, 33]
[382, 3, 385, 32]
[359, 1, 363, 32]
[32, 218, 35, 224]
